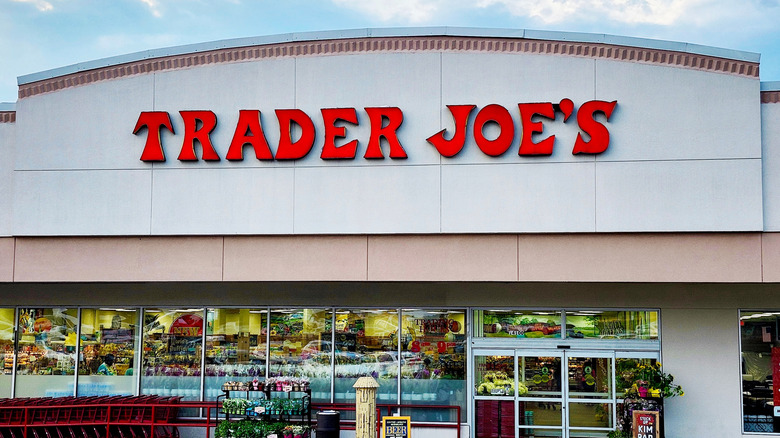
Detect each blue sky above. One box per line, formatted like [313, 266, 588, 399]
[2, 0, 780, 103]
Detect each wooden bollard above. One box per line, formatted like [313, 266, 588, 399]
[354, 376, 380, 438]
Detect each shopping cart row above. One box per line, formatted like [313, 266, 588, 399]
[0, 395, 183, 438]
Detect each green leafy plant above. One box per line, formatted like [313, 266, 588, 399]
[624, 362, 684, 398]
[214, 421, 233, 438]
[607, 430, 629, 438]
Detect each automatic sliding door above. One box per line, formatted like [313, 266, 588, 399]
[566, 352, 615, 438]
[517, 351, 564, 438]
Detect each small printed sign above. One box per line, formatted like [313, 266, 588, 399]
[382, 416, 411, 438]
[283, 385, 293, 393]
[632, 410, 660, 438]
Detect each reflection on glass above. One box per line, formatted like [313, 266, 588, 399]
[333, 309, 398, 404]
[205, 308, 267, 400]
[741, 310, 780, 432]
[475, 310, 562, 338]
[141, 309, 203, 400]
[616, 358, 657, 398]
[519, 356, 562, 398]
[518, 401, 563, 427]
[474, 355, 514, 397]
[565, 311, 658, 340]
[16, 308, 78, 397]
[269, 309, 331, 402]
[568, 402, 613, 428]
[78, 308, 138, 396]
[400, 309, 466, 421]
[0, 309, 13, 397]
[567, 357, 612, 399]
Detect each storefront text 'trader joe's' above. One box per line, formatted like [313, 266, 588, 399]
[132, 99, 617, 162]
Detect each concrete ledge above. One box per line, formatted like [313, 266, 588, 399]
[13, 236, 223, 282]
[2, 233, 778, 283]
[0, 238, 13, 282]
[223, 235, 368, 281]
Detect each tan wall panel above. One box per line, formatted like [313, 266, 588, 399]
[14, 237, 223, 282]
[516, 233, 762, 282]
[0, 238, 13, 282]
[761, 233, 780, 282]
[662, 308, 742, 436]
[367, 235, 518, 281]
[223, 235, 368, 281]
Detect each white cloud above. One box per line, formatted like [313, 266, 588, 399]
[10, 0, 54, 12]
[138, 0, 163, 17]
[331, 0, 734, 26]
[331, 0, 444, 23]
[476, 0, 704, 25]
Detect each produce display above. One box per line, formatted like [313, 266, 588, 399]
[218, 376, 312, 438]
[476, 371, 528, 396]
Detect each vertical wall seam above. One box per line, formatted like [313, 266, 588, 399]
[292, 58, 297, 234]
[761, 233, 764, 283]
[222, 236, 226, 282]
[149, 73, 156, 235]
[439, 51, 443, 233]
[593, 60, 598, 232]
[366, 236, 369, 281]
[516, 234, 520, 281]
[12, 237, 16, 283]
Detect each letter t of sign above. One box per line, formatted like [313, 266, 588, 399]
[133, 111, 174, 162]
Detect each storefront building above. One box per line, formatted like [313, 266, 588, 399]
[0, 27, 779, 437]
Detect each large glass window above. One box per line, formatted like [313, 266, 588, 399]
[0, 309, 13, 398]
[16, 308, 78, 397]
[334, 309, 398, 404]
[205, 308, 267, 400]
[400, 309, 466, 422]
[475, 310, 562, 338]
[566, 310, 658, 340]
[141, 308, 203, 400]
[78, 308, 138, 396]
[741, 310, 780, 433]
[269, 308, 331, 402]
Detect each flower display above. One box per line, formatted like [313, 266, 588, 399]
[618, 361, 684, 399]
[476, 371, 528, 396]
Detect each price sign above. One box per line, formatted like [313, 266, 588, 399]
[382, 416, 411, 438]
[632, 410, 659, 438]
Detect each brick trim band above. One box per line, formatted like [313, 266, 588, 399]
[0, 112, 15, 123]
[762, 91, 780, 103]
[19, 36, 759, 99]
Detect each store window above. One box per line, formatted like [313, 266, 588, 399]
[474, 310, 562, 338]
[741, 310, 780, 433]
[400, 309, 466, 422]
[566, 310, 658, 340]
[268, 308, 331, 402]
[16, 308, 78, 397]
[141, 309, 204, 400]
[334, 309, 398, 404]
[78, 308, 138, 396]
[0, 309, 13, 398]
[205, 308, 267, 400]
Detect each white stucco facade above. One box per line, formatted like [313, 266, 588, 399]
[1, 28, 780, 438]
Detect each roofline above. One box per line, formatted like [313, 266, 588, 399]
[17, 27, 761, 86]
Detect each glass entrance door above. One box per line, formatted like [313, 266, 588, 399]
[517, 350, 615, 438]
[474, 349, 616, 438]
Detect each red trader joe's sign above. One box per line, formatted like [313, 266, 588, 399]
[133, 100, 617, 162]
[632, 410, 659, 438]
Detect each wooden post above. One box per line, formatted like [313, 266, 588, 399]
[354, 376, 380, 438]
